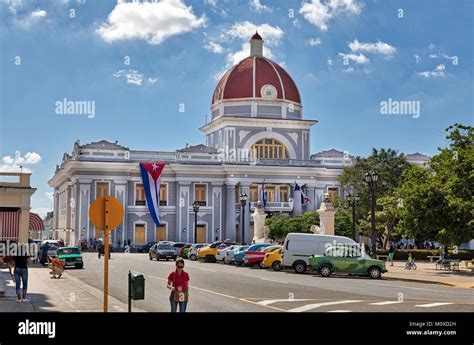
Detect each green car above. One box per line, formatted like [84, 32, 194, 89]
[57, 246, 84, 269]
[182, 247, 191, 259]
[309, 245, 387, 279]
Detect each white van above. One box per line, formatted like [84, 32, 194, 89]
[281, 233, 357, 273]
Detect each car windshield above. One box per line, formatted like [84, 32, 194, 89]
[158, 245, 172, 250]
[57, 248, 80, 255]
[210, 242, 222, 248]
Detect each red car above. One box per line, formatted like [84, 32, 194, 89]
[244, 245, 281, 267]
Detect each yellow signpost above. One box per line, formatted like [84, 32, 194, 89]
[89, 196, 124, 312]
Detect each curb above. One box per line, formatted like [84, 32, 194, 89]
[383, 276, 441, 285]
[384, 275, 474, 288]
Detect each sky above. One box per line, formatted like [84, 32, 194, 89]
[0, 0, 473, 217]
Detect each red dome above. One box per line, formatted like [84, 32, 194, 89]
[212, 56, 301, 105]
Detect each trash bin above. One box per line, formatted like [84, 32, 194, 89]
[129, 272, 145, 300]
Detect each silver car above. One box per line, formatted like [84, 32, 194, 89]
[188, 243, 209, 261]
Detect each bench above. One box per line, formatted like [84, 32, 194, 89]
[427, 255, 441, 262]
[376, 255, 389, 261]
[436, 259, 460, 271]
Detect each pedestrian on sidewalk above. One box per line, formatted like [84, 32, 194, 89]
[388, 244, 395, 266]
[12, 254, 31, 302]
[167, 258, 189, 313]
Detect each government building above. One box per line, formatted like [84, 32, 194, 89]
[48, 34, 423, 246]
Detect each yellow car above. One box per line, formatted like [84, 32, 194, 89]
[262, 247, 283, 271]
[198, 241, 236, 263]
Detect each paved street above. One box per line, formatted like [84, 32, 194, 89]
[37, 253, 473, 313]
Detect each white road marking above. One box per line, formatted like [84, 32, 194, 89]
[328, 310, 352, 312]
[257, 298, 313, 306]
[370, 301, 403, 305]
[415, 302, 453, 308]
[288, 300, 363, 313]
[259, 278, 288, 284]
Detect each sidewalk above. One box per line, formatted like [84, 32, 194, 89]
[0, 263, 144, 312]
[383, 261, 474, 288]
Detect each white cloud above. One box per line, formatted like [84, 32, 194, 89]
[147, 77, 157, 85]
[204, 41, 224, 54]
[299, 0, 362, 31]
[327, 58, 333, 66]
[292, 19, 300, 28]
[96, 0, 206, 45]
[204, 0, 218, 7]
[429, 43, 436, 49]
[305, 37, 322, 46]
[218, 21, 284, 68]
[418, 64, 446, 78]
[342, 66, 355, 73]
[13, 8, 47, 27]
[31, 208, 50, 219]
[250, 0, 271, 12]
[348, 39, 396, 56]
[113, 69, 143, 85]
[414, 54, 421, 63]
[429, 54, 439, 58]
[7, 0, 24, 15]
[45, 192, 54, 202]
[0, 151, 41, 173]
[339, 52, 369, 64]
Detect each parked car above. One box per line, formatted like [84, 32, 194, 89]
[234, 243, 272, 266]
[224, 245, 249, 264]
[182, 246, 192, 259]
[178, 244, 192, 257]
[149, 243, 177, 261]
[188, 243, 208, 261]
[38, 240, 60, 265]
[198, 241, 237, 262]
[216, 245, 239, 262]
[56, 246, 84, 269]
[138, 242, 157, 253]
[262, 247, 283, 271]
[172, 242, 187, 255]
[244, 244, 281, 267]
[309, 245, 387, 279]
[281, 233, 356, 273]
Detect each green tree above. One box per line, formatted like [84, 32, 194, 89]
[397, 124, 474, 247]
[334, 209, 353, 238]
[338, 148, 412, 225]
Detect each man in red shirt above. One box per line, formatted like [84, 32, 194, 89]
[167, 258, 189, 312]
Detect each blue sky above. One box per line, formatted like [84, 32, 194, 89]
[0, 0, 472, 216]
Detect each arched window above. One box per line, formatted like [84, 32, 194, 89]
[250, 138, 289, 159]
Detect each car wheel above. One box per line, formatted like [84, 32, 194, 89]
[166, 258, 169, 261]
[189, 254, 196, 261]
[368, 266, 382, 279]
[259, 261, 266, 269]
[294, 261, 307, 274]
[149, 255, 153, 261]
[205, 255, 215, 263]
[76, 263, 84, 269]
[319, 264, 332, 277]
[272, 261, 282, 271]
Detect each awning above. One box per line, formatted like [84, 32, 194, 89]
[29, 212, 44, 231]
[0, 208, 20, 240]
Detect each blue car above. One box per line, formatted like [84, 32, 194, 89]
[233, 243, 273, 266]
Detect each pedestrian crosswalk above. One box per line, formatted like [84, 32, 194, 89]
[243, 298, 457, 312]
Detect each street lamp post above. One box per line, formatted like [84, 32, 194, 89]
[346, 193, 359, 241]
[239, 193, 248, 244]
[365, 172, 379, 258]
[192, 201, 200, 244]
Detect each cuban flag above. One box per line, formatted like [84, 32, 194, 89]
[139, 161, 166, 227]
[261, 180, 267, 208]
[295, 182, 311, 204]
